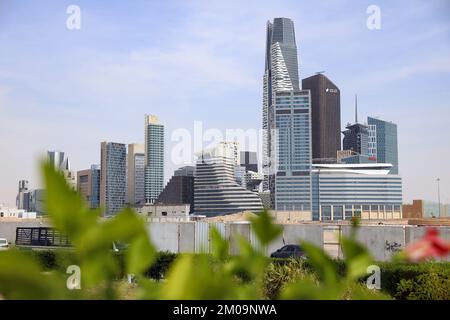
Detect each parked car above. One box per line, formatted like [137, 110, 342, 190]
[0, 238, 10, 250]
[270, 244, 305, 259]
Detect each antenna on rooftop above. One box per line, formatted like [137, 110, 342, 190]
[355, 94, 358, 124]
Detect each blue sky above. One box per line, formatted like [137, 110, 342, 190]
[0, 0, 449, 206]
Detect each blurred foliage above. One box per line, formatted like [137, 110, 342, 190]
[0, 161, 444, 300]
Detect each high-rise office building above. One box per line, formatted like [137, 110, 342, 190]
[342, 96, 369, 155]
[302, 73, 341, 162]
[29, 189, 45, 215]
[16, 180, 29, 210]
[77, 165, 100, 209]
[144, 115, 164, 204]
[262, 17, 300, 204]
[342, 123, 369, 155]
[274, 90, 312, 211]
[156, 166, 195, 213]
[127, 143, 145, 206]
[100, 142, 127, 216]
[367, 117, 399, 174]
[47, 150, 76, 188]
[47, 151, 70, 171]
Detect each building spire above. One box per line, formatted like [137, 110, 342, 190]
[355, 94, 358, 123]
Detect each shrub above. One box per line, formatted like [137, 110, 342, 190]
[378, 262, 450, 300]
[263, 258, 318, 299]
[144, 251, 178, 281]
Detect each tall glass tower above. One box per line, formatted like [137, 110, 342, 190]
[262, 17, 300, 208]
[100, 142, 126, 216]
[274, 90, 312, 211]
[144, 115, 164, 204]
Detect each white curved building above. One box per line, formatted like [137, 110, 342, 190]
[194, 155, 263, 216]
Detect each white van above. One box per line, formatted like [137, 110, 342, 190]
[0, 238, 9, 250]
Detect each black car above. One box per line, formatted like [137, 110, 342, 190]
[270, 245, 306, 259]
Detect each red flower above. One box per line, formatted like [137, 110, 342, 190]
[404, 228, 450, 262]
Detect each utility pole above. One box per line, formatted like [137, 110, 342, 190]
[437, 178, 441, 218]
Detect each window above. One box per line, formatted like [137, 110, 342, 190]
[333, 206, 343, 220]
[321, 206, 332, 221]
[161, 212, 167, 216]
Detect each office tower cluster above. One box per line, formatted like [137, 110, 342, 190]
[14, 17, 402, 221]
[97, 115, 165, 216]
[260, 17, 402, 220]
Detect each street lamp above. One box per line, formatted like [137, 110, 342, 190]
[437, 178, 441, 218]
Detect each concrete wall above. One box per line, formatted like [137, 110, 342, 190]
[2, 220, 449, 261]
[342, 226, 406, 261]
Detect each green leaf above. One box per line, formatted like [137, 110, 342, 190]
[161, 254, 235, 299]
[42, 161, 97, 237]
[127, 233, 156, 275]
[0, 251, 65, 299]
[300, 242, 339, 289]
[210, 226, 229, 260]
[250, 209, 282, 246]
[340, 236, 373, 280]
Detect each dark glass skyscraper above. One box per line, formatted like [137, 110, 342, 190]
[342, 123, 369, 155]
[367, 117, 399, 174]
[302, 73, 341, 162]
[262, 17, 300, 207]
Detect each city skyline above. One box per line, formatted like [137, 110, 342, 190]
[1, 0, 450, 206]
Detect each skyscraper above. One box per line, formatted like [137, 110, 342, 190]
[47, 151, 69, 170]
[77, 165, 100, 209]
[274, 90, 312, 211]
[47, 150, 76, 188]
[262, 17, 300, 206]
[342, 96, 369, 155]
[100, 142, 127, 216]
[367, 117, 399, 174]
[342, 123, 369, 155]
[302, 73, 341, 162]
[144, 115, 164, 204]
[127, 143, 145, 206]
[16, 180, 30, 210]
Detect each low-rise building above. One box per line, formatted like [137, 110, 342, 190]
[403, 200, 448, 219]
[312, 163, 403, 221]
[137, 203, 190, 222]
[0, 206, 37, 219]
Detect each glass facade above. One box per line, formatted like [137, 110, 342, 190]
[134, 153, 145, 205]
[101, 142, 126, 216]
[342, 123, 369, 155]
[274, 90, 312, 211]
[262, 18, 300, 208]
[311, 172, 403, 221]
[367, 117, 399, 174]
[144, 116, 164, 204]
